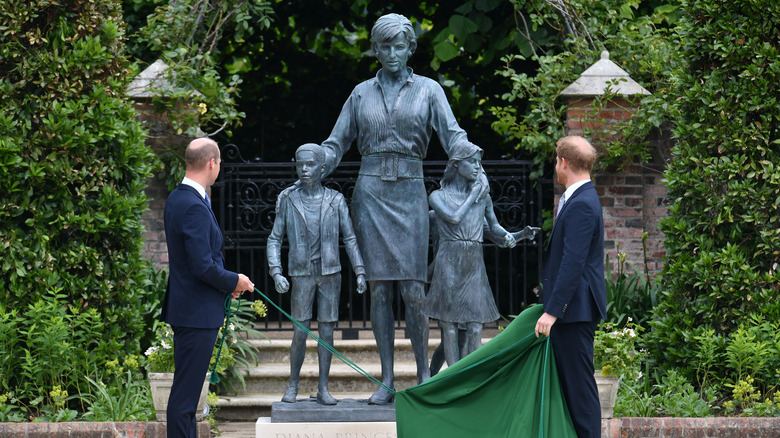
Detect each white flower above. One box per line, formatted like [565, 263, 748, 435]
[229, 323, 235, 332]
[145, 346, 158, 356]
[161, 340, 171, 350]
[627, 328, 636, 338]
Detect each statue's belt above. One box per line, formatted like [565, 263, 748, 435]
[359, 154, 423, 181]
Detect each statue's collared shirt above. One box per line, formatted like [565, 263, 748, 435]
[320, 68, 471, 281]
[321, 68, 468, 171]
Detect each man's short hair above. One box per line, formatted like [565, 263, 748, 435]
[556, 136, 597, 173]
[185, 138, 220, 170]
[295, 143, 325, 164]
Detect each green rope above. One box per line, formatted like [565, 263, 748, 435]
[210, 293, 240, 384]
[253, 287, 395, 395]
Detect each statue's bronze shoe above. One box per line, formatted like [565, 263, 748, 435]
[281, 385, 298, 403]
[367, 386, 395, 405]
[316, 389, 337, 405]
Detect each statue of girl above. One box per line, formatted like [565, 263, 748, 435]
[423, 142, 516, 367]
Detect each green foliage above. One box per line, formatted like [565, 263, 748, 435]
[647, 0, 780, 390]
[594, 319, 645, 380]
[130, 0, 274, 138]
[492, 49, 585, 176]
[213, 299, 270, 393]
[143, 324, 176, 373]
[638, 312, 780, 416]
[0, 392, 26, 422]
[604, 238, 661, 327]
[0, 0, 158, 419]
[617, 369, 716, 417]
[723, 376, 780, 417]
[204, 392, 220, 433]
[491, 1, 682, 171]
[82, 370, 154, 421]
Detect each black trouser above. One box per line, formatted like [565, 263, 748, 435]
[168, 326, 218, 438]
[551, 320, 601, 438]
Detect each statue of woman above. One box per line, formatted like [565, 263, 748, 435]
[320, 13, 472, 404]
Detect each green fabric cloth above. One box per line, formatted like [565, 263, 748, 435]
[395, 305, 577, 438]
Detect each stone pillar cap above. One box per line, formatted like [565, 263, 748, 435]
[126, 59, 203, 98]
[561, 51, 650, 97]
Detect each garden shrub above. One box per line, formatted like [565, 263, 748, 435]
[0, 0, 157, 418]
[646, 0, 780, 393]
[492, 1, 682, 173]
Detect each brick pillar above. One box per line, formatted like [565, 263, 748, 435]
[560, 51, 667, 275]
[132, 101, 190, 270]
[127, 60, 200, 271]
[563, 100, 669, 275]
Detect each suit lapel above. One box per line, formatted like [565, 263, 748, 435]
[179, 183, 219, 227]
[548, 182, 592, 243]
[197, 190, 220, 228]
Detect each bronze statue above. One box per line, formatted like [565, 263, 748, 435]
[423, 142, 516, 366]
[319, 13, 475, 404]
[267, 143, 367, 405]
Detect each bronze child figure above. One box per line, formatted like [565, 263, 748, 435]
[267, 143, 367, 405]
[423, 142, 518, 367]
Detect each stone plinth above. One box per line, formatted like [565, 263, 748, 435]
[271, 398, 396, 423]
[257, 417, 397, 437]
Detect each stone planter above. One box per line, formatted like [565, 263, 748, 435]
[148, 372, 210, 421]
[594, 370, 620, 418]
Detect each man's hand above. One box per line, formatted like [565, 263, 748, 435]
[535, 312, 558, 338]
[356, 274, 367, 294]
[233, 273, 254, 299]
[273, 273, 290, 294]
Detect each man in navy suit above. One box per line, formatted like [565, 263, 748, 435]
[535, 135, 607, 438]
[161, 137, 254, 438]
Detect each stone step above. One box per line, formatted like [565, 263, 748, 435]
[237, 362, 420, 394]
[245, 337, 439, 364]
[216, 329, 498, 421]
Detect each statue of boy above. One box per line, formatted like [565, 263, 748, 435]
[267, 143, 368, 405]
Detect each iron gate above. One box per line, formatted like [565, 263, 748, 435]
[212, 144, 551, 334]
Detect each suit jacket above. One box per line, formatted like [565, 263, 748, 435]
[161, 184, 238, 329]
[267, 187, 365, 278]
[541, 181, 607, 323]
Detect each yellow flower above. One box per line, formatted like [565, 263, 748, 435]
[198, 102, 208, 115]
[252, 300, 268, 318]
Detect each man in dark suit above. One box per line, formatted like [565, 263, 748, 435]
[161, 137, 254, 438]
[535, 135, 607, 438]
